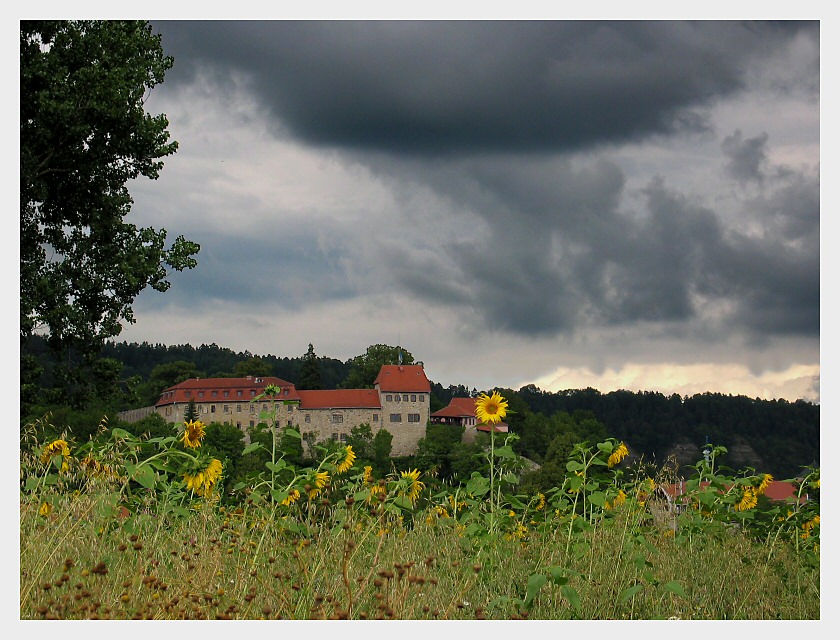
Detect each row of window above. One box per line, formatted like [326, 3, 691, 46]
[384, 394, 424, 403]
[181, 387, 291, 400]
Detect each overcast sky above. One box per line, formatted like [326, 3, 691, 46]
[115, 19, 821, 402]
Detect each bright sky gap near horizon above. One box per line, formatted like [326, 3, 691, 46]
[115, 20, 819, 403]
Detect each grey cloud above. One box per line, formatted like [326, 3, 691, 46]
[152, 21, 816, 156]
[722, 129, 769, 184]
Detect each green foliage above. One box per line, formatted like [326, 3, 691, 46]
[340, 344, 414, 389]
[297, 343, 323, 390]
[184, 399, 199, 423]
[20, 21, 199, 393]
[232, 357, 273, 378]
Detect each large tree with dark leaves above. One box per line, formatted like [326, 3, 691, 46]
[21, 21, 199, 403]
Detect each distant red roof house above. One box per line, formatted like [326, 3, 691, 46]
[431, 396, 509, 442]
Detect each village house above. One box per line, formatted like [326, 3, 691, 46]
[430, 396, 509, 443]
[153, 364, 431, 456]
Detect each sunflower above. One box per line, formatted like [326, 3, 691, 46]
[607, 442, 629, 468]
[735, 486, 758, 511]
[363, 465, 374, 484]
[180, 420, 206, 449]
[308, 471, 331, 499]
[335, 446, 356, 475]
[474, 391, 508, 425]
[281, 489, 301, 506]
[399, 469, 425, 505]
[535, 493, 546, 511]
[757, 473, 773, 495]
[39, 502, 52, 517]
[183, 458, 223, 497]
[41, 439, 71, 471]
[606, 489, 627, 510]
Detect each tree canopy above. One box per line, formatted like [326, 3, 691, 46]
[20, 21, 199, 371]
[340, 344, 415, 389]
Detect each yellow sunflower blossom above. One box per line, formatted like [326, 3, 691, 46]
[308, 471, 331, 499]
[802, 515, 820, 539]
[535, 493, 546, 511]
[757, 473, 773, 495]
[399, 469, 425, 505]
[363, 465, 374, 484]
[281, 489, 301, 506]
[367, 483, 387, 503]
[735, 486, 758, 511]
[607, 442, 629, 468]
[606, 489, 627, 510]
[474, 391, 508, 425]
[183, 458, 223, 497]
[180, 420, 206, 449]
[335, 446, 356, 475]
[41, 439, 71, 471]
[39, 502, 52, 517]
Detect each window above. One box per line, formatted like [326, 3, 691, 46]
[250, 390, 256, 397]
[198, 391, 204, 398]
[332, 414, 343, 423]
[237, 390, 243, 398]
[373, 414, 378, 422]
[223, 405, 229, 413]
[331, 433, 339, 441]
[390, 414, 401, 422]
[402, 394, 409, 402]
[408, 413, 421, 423]
[236, 422, 241, 428]
[212, 391, 218, 398]
[304, 414, 311, 423]
[419, 395, 425, 402]
[236, 404, 242, 413]
[223, 390, 229, 398]
[394, 395, 400, 403]
[211, 405, 216, 413]
[283, 388, 288, 396]
[250, 404, 256, 414]
[185, 391, 191, 398]
[249, 420, 254, 428]
[287, 404, 292, 412]
[339, 433, 349, 443]
[411, 395, 416, 402]
[262, 404, 268, 412]
[386, 394, 393, 402]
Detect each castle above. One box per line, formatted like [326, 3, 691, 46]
[153, 364, 431, 456]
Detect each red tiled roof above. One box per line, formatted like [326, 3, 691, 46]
[155, 376, 299, 407]
[476, 423, 509, 433]
[431, 397, 477, 418]
[373, 365, 431, 393]
[297, 389, 382, 409]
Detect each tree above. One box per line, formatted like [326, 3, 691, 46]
[184, 399, 199, 423]
[20, 21, 199, 389]
[297, 343, 323, 390]
[340, 344, 415, 389]
[232, 357, 273, 378]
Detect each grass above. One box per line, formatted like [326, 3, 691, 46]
[20, 488, 819, 620]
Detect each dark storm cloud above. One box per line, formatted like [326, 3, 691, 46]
[143, 20, 818, 349]
[152, 20, 816, 155]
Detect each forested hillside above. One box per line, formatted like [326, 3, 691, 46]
[21, 337, 819, 480]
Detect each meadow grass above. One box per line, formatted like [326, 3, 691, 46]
[20, 487, 819, 620]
